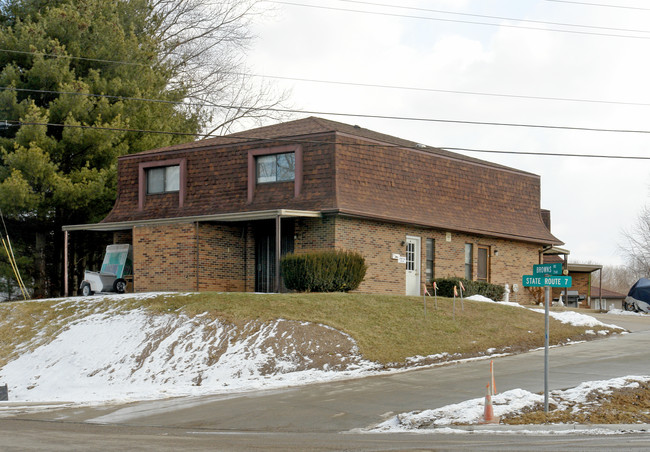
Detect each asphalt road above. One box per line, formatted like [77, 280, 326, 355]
[3, 312, 650, 450]
[2, 419, 650, 451]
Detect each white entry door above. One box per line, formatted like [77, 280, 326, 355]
[405, 236, 421, 296]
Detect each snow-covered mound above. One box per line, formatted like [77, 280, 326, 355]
[0, 293, 625, 408]
[370, 376, 650, 431]
[0, 303, 378, 404]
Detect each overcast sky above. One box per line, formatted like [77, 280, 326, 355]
[243, 0, 650, 267]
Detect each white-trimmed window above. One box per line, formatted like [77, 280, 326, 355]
[256, 152, 295, 183]
[147, 165, 180, 194]
[477, 246, 490, 282]
[464, 243, 473, 280]
[425, 238, 434, 283]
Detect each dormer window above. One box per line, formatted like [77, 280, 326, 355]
[256, 152, 295, 183]
[138, 158, 186, 210]
[247, 145, 302, 203]
[147, 165, 180, 194]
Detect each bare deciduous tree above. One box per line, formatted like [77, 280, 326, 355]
[151, 0, 291, 134]
[569, 259, 636, 294]
[620, 205, 650, 281]
[597, 264, 637, 294]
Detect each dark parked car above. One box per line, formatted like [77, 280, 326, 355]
[623, 278, 650, 313]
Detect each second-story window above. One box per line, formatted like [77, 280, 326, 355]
[256, 152, 295, 183]
[147, 165, 180, 194]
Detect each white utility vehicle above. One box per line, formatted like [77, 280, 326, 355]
[80, 244, 133, 296]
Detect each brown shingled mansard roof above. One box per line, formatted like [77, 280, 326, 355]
[137, 116, 524, 171]
[112, 116, 563, 245]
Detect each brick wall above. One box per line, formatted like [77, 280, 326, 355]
[333, 216, 409, 294]
[131, 215, 540, 302]
[244, 223, 255, 292]
[552, 272, 592, 307]
[197, 223, 247, 292]
[329, 216, 539, 302]
[294, 216, 335, 252]
[133, 223, 198, 292]
[572, 273, 592, 307]
[133, 222, 256, 293]
[113, 229, 133, 245]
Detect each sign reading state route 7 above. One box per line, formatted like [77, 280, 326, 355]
[522, 275, 572, 287]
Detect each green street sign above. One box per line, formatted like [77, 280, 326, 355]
[533, 263, 563, 276]
[522, 275, 572, 287]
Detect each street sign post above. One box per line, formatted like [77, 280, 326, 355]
[522, 275, 571, 287]
[522, 263, 571, 413]
[533, 263, 563, 276]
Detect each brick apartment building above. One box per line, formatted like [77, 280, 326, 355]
[64, 117, 562, 301]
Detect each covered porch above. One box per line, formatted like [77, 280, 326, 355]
[62, 210, 322, 296]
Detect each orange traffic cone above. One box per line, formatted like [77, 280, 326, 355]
[481, 384, 500, 424]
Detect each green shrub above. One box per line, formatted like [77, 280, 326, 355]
[281, 250, 368, 292]
[472, 280, 505, 301]
[431, 277, 505, 301]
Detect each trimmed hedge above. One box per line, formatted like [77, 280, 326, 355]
[431, 277, 505, 301]
[281, 250, 368, 292]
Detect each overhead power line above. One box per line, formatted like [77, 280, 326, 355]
[6, 81, 650, 109]
[442, 147, 650, 160]
[270, 1, 650, 40]
[4, 61, 650, 108]
[336, 0, 650, 35]
[3, 47, 649, 109]
[3, 119, 649, 160]
[2, 87, 189, 107]
[234, 74, 650, 108]
[0, 48, 148, 66]
[4, 88, 650, 135]
[544, 0, 650, 11]
[2, 120, 201, 137]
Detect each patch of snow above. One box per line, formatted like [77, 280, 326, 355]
[391, 426, 633, 435]
[405, 353, 451, 365]
[607, 309, 648, 316]
[529, 309, 624, 330]
[367, 376, 650, 432]
[27, 292, 177, 304]
[465, 294, 493, 303]
[0, 292, 633, 414]
[465, 295, 525, 309]
[371, 388, 544, 431]
[0, 306, 379, 406]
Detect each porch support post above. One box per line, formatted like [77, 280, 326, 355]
[195, 221, 200, 292]
[63, 230, 69, 297]
[599, 268, 603, 310]
[275, 215, 281, 293]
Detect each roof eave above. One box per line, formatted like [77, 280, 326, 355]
[63, 209, 322, 232]
[323, 209, 563, 246]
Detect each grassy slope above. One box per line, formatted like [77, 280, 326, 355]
[0, 292, 613, 367]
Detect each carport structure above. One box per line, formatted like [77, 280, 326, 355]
[62, 209, 320, 296]
[566, 263, 603, 309]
